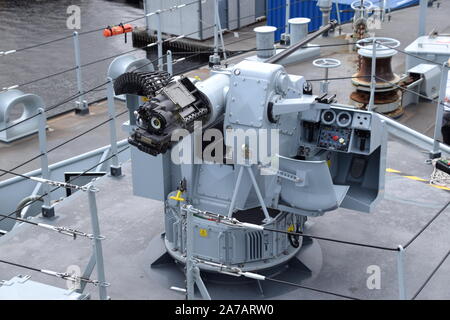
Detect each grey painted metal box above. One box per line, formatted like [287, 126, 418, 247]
[405, 36, 450, 71]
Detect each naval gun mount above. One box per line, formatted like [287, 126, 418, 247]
[113, 23, 386, 296]
[114, 59, 386, 278]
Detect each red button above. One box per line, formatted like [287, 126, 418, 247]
[332, 135, 339, 141]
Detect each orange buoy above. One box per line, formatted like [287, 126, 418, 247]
[103, 23, 133, 37]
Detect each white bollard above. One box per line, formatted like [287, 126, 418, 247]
[254, 26, 277, 59]
[289, 18, 311, 45]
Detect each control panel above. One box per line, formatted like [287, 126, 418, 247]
[318, 125, 352, 152]
[301, 107, 374, 155]
[297, 105, 385, 214]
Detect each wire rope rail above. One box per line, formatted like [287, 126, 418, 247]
[0, 45, 200, 138]
[0, 49, 202, 226]
[191, 257, 360, 300]
[0, 1, 449, 299]
[0, 0, 201, 57]
[0, 146, 130, 224]
[0, 159, 118, 299]
[182, 201, 450, 300]
[0, 259, 108, 288]
[0, 0, 356, 94]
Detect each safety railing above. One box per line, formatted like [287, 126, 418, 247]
[0, 0, 449, 300]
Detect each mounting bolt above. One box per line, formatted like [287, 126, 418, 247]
[42, 205, 55, 218]
[429, 151, 442, 159]
[110, 165, 122, 177]
[75, 100, 89, 115]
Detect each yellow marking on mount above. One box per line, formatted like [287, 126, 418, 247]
[199, 229, 208, 237]
[386, 168, 449, 191]
[402, 175, 428, 182]
[429, 184, 450, 191]
[287, 224, 295, 232]
[169, 190, 185, 202]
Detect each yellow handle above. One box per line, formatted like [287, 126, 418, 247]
[169, 190, 185, 202]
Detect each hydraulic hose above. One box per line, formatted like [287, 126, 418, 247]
[16, 196, 43, 218]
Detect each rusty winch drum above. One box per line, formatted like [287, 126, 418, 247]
[350, 37, 402, 115]
[355, 56, 397, 84]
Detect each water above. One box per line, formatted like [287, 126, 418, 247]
[0, 0, 202, 118]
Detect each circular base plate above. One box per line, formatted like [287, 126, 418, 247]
[145, 234, 324, 299]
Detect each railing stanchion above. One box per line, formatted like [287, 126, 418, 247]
[38, 108, 55, 218]
[368, 39, 377, 112]
[397, 245, 407, 300]
[157, 11, 163, 71]
[87, 185, 108, 300]
[106, 77, 121, 177]
[431, 61, 449, 158]
[167, 50, 173, 76]
[418, 0, 427, 37]
[185, 205, 195, 300]
[72, 31, 88, 115]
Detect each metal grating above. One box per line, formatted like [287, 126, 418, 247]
[246, 231, 264, 260]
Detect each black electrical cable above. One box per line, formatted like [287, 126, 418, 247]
[403, 200, 450, 249]
[412, 247, 450, 300]
[264, 277, 359, 300]
[287, 224, 301, 248]
[263, 227, 398, 251]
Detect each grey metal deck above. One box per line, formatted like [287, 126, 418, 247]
[0, 1, 450, 300]
[0, 99, 129, 183]
[0, 136, 449, 300]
